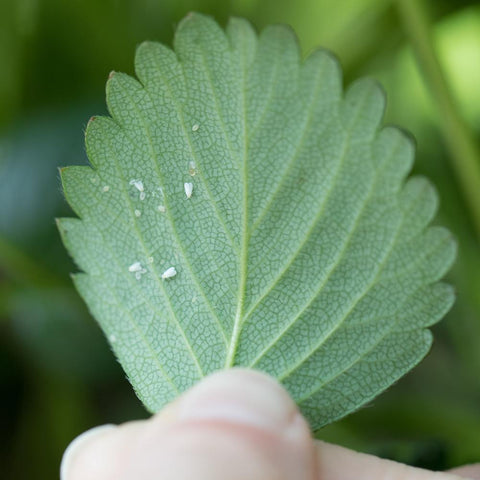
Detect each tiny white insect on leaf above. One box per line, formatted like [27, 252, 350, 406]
[129, 179, 144, 192]
[184, 182, 193, 199]
[161, 266, 177, 279]
[191, 123, 199, 132]
[109, 334, 117, 343]
[147, 256, 154, 264]
[157, 205, 166, 213]
[128, 261, 142, 272]
[134, 209, 142, 217]
[188, 161, 197, 176]
[139, 191, 146, 201]
[102, 185, 110, 192]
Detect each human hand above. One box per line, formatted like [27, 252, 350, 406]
[61, 369, 480, 480]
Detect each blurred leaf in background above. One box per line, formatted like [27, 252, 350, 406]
[0, 0, 479, 478]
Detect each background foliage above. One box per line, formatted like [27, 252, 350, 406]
[0, 0, 479, 478]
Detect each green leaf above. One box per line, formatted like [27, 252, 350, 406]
[58, 13, 456, 429]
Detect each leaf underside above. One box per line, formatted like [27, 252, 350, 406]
[58, 13, 456, 430]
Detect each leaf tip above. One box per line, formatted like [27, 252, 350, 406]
[177, 11, 211, 32]
[87, 115, 97, 127]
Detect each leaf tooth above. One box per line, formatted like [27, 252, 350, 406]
[342, 78, 386, 138]
[174, 13, 229, 60]
[60, 165, 97, 218]
[85, 115, 119, 169]
[135, 41, 181, 89]
[399, 176, 439, 239]
[106, 72, 144, 126]
[372, 126, 414, 193]
[302, 48, 342, 102]
[226, 16, 257, 68]
[393, 282, 455, 332]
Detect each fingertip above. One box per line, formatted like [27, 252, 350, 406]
[177, 367, 299, 434]
[60, 424, 117, 480]
[60, 421, 146, 480]
[143, 367, 317, 480]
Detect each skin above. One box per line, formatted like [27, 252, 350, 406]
[61, 369, 480, 480]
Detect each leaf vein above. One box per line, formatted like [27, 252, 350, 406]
[115, 79, 230, 349]
[248, 134, 404, 368]
[276, 177, 433, 382]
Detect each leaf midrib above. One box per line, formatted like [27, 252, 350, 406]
[224, 52, 372, 368]
[146, 42, 249, 371]
[225, 40, 250, 368]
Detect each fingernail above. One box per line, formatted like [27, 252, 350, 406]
[178, 368, 298, 434]
[60, 424, 116, 480]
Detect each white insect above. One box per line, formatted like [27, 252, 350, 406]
[191, 124, 199, 132]
[184, 182, 193, 199]
[109, 334, 117, 343]
[129, 179, 146, 201]
[161, 266, 177, 280]
[157, 205, 166, 213]
[102, 185, 110, 192]
[129, 179, 144, 192]
[128, 262, 143, 273]
[147, 256, 154, 264]
[129, 261, 147, 280]
[188, 161, 197, 176]
[134, 209, 142, 217]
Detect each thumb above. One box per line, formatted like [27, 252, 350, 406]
[60, 368, 317, 480]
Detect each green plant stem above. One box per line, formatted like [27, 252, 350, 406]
[395, 0, 480, 239]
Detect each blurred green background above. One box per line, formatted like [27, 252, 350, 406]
[1, 0, 479, 478]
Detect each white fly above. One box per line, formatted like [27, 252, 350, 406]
[161, 266, 177, 280]
[128, 261, 143, 273]
[129, 179, 144, 192]
[184, 182, 193, 199]
[129, 261, 147, 280]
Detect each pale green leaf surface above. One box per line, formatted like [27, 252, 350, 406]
[58, 13, 456, 429]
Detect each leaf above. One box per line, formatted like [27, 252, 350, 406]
[58, 13, 456, 430]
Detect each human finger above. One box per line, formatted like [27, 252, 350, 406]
[61, 368, 317, 480]
[314, 440, 476, 480]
